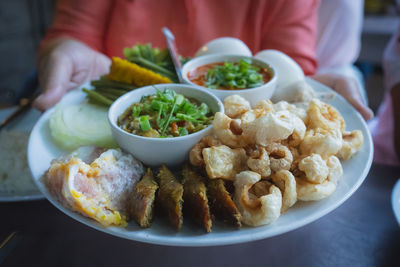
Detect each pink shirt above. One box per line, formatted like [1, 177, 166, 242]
[369, 18, 400, 166]
[42, 0, 319, 75]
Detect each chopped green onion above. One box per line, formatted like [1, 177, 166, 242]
[139, 115, 151, 131]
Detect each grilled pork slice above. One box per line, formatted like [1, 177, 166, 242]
[157, 165, 184, 230]
[129, 168, 159, 228]
[182, 165, 212, 232]
[208, 179, 242, 228]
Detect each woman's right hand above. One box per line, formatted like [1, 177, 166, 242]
[33, 38, 111, 111]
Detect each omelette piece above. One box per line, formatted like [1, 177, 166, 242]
[157, 165, 184, 230]
[182, 165, 212, 232]
[207, 179, 242, 228]
[129, 168, 159, 228]
[44, 147, 144, 227]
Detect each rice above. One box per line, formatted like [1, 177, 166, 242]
[0, 130, 38, 193]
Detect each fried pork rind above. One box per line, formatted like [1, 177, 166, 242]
[243, 111, 295, 146]
[298, 154, 329, 184]
[234, 171, 282, 226]
[336, 130, 364, 160]
[213, 112, 248, 148]
[223, 95, 251, 118]
[266, 142, 293, 172]
[190, 136, 222, 167]
[299, 128, 343, 158]
[255, 100, 275, 113]
[182, 165, 212, 232]
[207, 179, 242, 227]
[296, 178, 336, 201]
[326, 155, 343, 185]
[157, 165, 183, 230]
[240, 109, 267, 124]
[273, 101, 308, 123]
[129, 168, 158, 228]
[271, 170, 297, 213]
[247, 147, 271, 177]
[203, 145, 247, 180]
[307, 98, 346, 132]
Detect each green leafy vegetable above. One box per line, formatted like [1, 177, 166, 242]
[118, 88, 214, 138]
[205, 59, 264, 89]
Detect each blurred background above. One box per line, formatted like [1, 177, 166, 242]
[0, 0, 398, 112]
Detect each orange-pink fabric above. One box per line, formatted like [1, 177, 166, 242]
[42, 0, 319, 75]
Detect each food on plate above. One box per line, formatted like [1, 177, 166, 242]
[44, 147, 144, 226]
[187, 59, 272, 90]
[189, 136, 222, 167]
[337, 130, 364, 160]
[83, 43, 190, 106]
[234, 171, 282, 227]
[49, 103, 117, 150]
[190, 92, 364, 226]
[118, 89, 214, 138]
[129, 168, 159, 228]
[182, 165, 212, 232]
[212, 112, 248, 148]
[202, 145, 247, 180]
[157, 165, 184, 230]
[207, 178, 241, 228]
[124, 43, 190, 82]
[0, 131, 38, 194]
[271, 170, 297, 213]
[223, 95, 251, 118]
[108, 57, 172, 86]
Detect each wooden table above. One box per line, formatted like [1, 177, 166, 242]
[1, 163, 400, 267]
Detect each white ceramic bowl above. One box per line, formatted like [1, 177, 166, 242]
[182, 54, 277, 106]
[195, 37, 252, 57]
[108, 84, 224, 167]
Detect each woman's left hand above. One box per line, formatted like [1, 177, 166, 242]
[311, 73, 374, 121]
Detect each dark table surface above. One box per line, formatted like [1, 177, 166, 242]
[1, 163, 400, 267]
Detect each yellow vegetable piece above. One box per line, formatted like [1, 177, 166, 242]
[108, 57, 172, 86]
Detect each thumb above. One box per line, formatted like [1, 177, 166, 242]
[349, 97, 374, 121]
[34, 54, 73, 111]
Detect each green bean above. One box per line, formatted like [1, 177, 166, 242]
[129, 57, 177, 81]
[82, 88, 113, 106]
[91, 78, 137, 91]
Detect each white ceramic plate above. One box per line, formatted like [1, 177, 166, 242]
[391, 179, 400, 225]
[0, 107, 43, 202]
[27, 78, 373, 246]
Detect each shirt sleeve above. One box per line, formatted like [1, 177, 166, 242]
[260, 0, 319, 75]
[40, 0, 114, 53]
[383, 19, 400, 91]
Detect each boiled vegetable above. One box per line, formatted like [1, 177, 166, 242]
[49, 103, 117, 150]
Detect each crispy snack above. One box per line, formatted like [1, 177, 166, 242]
[234, 171, 282, 226]
[182, 165, 212, 232]
[129, 168, 159, 228]
[296, 177, 336, 201]
[203, 145, 247, 180]
[213, 112, 248, 148]
[247, 147, 271, 178]
[108, 57, 172, 86]
[271, 170, 297, 213]
[223, 95, 251, 118]
[336, 130, 364, 160]
[242, 111, 295, 146]
[307, 98, 345, 132]
[207, 179, 241, 228]
[298, 154, 329, 184]
[299, 128, 343, 158]
[157, 165, 184, 230]
[189, 136, 222, 167]
[266, 142, 293, 173]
